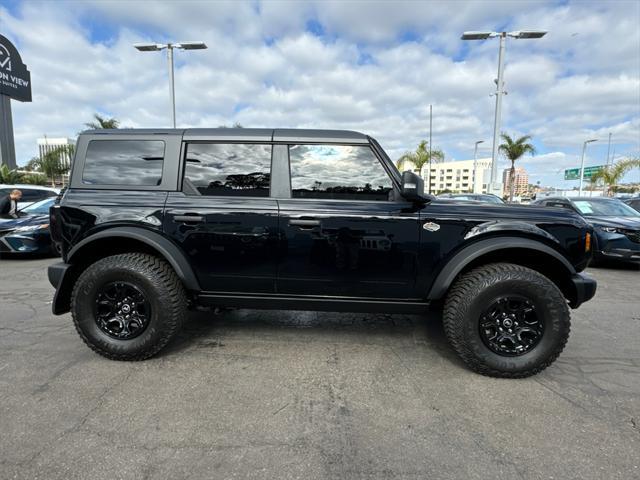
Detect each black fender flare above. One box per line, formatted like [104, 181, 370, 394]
[67, 226, 200, 291]
[426, 237, 576, 300]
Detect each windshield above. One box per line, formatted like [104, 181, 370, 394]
[23, 198, 55, 215]
[573, 199, 640, 217]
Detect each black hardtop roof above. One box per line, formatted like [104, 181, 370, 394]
[81, 128, 370, 144]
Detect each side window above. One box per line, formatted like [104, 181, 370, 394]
[183, 143, 272, 197]
[82, 140, 165, 186]
[20, 189, 44, 201]
[289, 144, 393, 201]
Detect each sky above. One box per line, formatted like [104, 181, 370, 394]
[0, 0, 639, 188]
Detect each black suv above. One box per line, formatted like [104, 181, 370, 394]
[48, 129, 597, 377]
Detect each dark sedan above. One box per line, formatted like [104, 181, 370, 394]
[0, 198, 58, 256]
[534, 196, 640, 263]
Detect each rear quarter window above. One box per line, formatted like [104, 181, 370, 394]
[82, 140, 165, 186]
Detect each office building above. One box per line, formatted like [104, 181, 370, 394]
[37, 137, 75, 168]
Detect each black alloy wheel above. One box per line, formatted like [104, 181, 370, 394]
[478, 296, 544, 356]
[95, 282, 150, 340]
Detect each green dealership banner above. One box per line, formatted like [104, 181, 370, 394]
[564, 165, 604, 180]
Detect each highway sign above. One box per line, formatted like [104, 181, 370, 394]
[564, 165, 604, 181]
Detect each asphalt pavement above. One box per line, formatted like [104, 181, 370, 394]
[0, 256, 638, 479]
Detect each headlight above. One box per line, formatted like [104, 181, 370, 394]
[14, 224, 49, 232]
[598, 226, 621, 233]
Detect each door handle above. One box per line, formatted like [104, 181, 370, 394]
[174, 215, 204, 223]
[289, 219, 320, 227]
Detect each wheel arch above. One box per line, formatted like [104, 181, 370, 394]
[53, 227, 200, 315]
[427, 237, 578, 304]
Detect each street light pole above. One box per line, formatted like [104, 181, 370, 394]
[167, 46, 176, 128]
[473, 140, 484, 193]
[461, 30, 547, 196]
[579, 139, 598, 195]
[489, 33, 506, 196]
[134, 41, 207, 128]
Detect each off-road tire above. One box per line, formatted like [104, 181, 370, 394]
[443, 263, 570, 378]
[71, 253, 187, 360]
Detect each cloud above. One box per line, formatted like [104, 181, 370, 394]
[0, 0, 638, 190]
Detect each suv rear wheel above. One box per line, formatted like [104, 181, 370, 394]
[443, 263, 570, 378]
[71, 253, 187, 360]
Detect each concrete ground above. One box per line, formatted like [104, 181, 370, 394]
[0, 256, 638, 480]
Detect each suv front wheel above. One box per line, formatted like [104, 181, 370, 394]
[443, 263, 570, 378]
[71, 253, 187, 360]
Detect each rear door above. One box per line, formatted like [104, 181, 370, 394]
[275, 141, 421, 299]
[163, 131, 279, 293]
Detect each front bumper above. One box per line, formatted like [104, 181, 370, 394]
[0, 231, 52, 254]
[569, 273, 597, 309]
[598, 248, 640, 262]
[595, 231, 640, 263]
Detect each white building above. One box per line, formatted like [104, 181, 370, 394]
[37, 137, 75, 168]
[419, 158, 492, 194]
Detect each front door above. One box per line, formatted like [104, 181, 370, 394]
[164, 142, 279, 293]
[276, 144, 421, 299]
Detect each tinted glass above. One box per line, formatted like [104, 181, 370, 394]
[83, 140, 165, 186]
[23, 198, 55, 214]
[289, 145, 392, 201]
[21, 189, 55, 201]
[184, 143, 271, 197]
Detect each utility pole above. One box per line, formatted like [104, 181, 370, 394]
[428, 104, 433, 195]
[606, 132, 612, 166]
[579, 139, 597, 195]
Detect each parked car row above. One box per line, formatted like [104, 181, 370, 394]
[0, 198, 59, 256]
[532, 197, 640, 264]
[436, 192, 639, 264]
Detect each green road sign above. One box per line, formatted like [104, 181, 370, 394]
[564, 165, 604, 180]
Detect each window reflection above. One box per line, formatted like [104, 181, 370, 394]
[184, 144, 271, 197]
[83, 140, 165, 186]
[289, 145, 393, 201]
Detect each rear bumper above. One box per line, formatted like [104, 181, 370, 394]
[48, 262, 73, 315]
[569, 273, 597, 309]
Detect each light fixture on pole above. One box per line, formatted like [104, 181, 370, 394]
[461, 30, 547, 196]
[134, 41, 207, 128]
[473, 140, 484, 193]
[579, 139, 598, 195]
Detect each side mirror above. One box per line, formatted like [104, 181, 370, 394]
[401, 171, 430, 203]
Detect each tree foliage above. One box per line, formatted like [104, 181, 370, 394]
[34, 145, 74, 187]
[395, 140, 445, 176]
[590, 158, 640, 196]
[85, 113, 119, 130]
[0, 164, 24, 183]
[499, 133, 536, 202]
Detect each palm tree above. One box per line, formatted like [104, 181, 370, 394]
[396, 140, 445, 186]
[499, 133, 536, 202]
[85, 113, 119, 130]
[590, 158, 640, 196]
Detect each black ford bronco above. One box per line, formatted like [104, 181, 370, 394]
[48, 128, 597, 377]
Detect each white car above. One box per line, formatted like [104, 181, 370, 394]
[0, 184, 60, 211]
